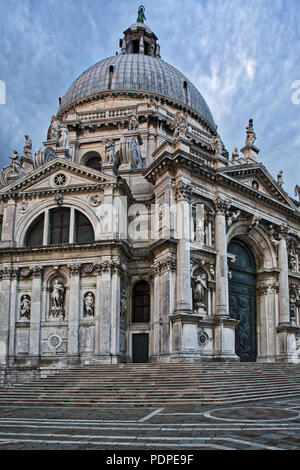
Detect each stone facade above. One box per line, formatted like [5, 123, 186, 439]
[0, 13, 300, 382]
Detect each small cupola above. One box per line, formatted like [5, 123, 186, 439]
[119, 6, 161, 58]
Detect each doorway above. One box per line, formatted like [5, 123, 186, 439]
[132, 334, 149, 363]
[228, 240, 257, 362]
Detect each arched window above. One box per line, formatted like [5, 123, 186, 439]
[132, 281, 150, 323]
[25, 208, 95, 246]
[50, 208, 70, 245]
[75, 210, 95, 243]
[25, 213, 44, 247]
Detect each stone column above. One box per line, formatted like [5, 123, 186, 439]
[214, 198, 229, 317]
[213, 197, 239, 361]
[174, 182, 193, 314]
[147, 128, 156, 162]
[8, 267, 20, 365]
[276, 227, 300, 361]
[29, 266, 44, 364]
[97, 259, 112, 362]
[0, 267, 12, 364]
[256, 281, 277, 362]
[160, 256, 176, 360]
[278, 230, 290, 326]
[67, 264, 82, 363]
[110, 259, 122, 363]
[152, 263, 161, 359]
[94, 264, 102, 357]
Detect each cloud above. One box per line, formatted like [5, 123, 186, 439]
[0, 0, 299, 196]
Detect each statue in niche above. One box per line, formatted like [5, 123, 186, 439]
[191, 267, 207, 316]
[20, 294, 31, 319]
[50, 279, 65, 320]
[193, 274, 207, 315]
[83, 292, 95, 317]
[104, 139, 115, 163]
[128, 110, 139, 131]
[23, 135, 32, 159]
[47, 115, 60, 141]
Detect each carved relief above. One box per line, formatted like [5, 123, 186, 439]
[120, 286, 128, 320]
[172, 111, 188, 139]
[197, 328, 209, 348]
[289, 284, 300, 325]
[47, 333, 63, 354]
[89, 194, 102, 207]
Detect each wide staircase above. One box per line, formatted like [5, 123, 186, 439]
[0, 362, 300, 407]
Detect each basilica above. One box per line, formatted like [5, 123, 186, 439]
[0, 8, 300, 383]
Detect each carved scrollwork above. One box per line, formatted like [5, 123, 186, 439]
[174, 181, 192, 202]
[197, 328, 209, 348]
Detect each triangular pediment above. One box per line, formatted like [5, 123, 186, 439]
[0, 158, 118, 194]
[220, 163, 297, 209]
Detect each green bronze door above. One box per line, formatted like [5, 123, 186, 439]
[228, 240, 257, 362]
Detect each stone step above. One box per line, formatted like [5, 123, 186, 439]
[0, 384, 300, 398]
[2, 363, 300, 406]
[5, 380, 300, 392]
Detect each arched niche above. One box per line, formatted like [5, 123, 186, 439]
[227, 221, 277, 271]
[80, 151, 102, 171]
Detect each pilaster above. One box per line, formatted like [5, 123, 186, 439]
[28, 266, 44, 365]
[67, 263, 82, 363]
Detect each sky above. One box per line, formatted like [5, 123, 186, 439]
[0, 0, 300, 197]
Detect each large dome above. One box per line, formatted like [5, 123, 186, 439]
[59, 53, 216, 129]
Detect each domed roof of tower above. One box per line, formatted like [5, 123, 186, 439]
[58, 9, 216, 130]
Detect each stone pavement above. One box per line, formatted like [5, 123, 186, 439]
[0, 397, 300, 450]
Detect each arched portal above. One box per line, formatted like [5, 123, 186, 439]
[228, 240, 257, 362]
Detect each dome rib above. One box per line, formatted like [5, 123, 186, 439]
[59, 54, 216, 129]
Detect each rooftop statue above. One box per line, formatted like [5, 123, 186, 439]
[137, 5, 146, 23]
[24, 135, 32, 159]
[245, 118, 256, 146]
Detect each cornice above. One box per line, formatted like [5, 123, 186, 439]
[57, 89, 216, 135]
[0, 239, 133, 258]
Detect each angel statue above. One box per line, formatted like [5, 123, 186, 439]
[295, 185, 300, 201]
[137, 5, 146, 23]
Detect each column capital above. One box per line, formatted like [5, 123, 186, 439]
[110, 259, 124, 275]
[68, 263, 82, 276]
[173, 181, 192, 202]
[214, 197, 230, 215]
[31, 266, 44, 278]
[0, 267, 13, 280]
[256, 282, 270, 296]
[279, 224, 290, 241]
